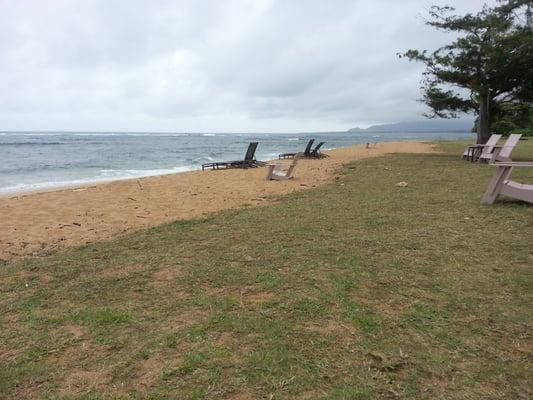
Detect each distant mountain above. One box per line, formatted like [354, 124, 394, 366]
[348, 119, 473, 133]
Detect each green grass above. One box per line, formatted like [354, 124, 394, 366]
[0, 140, 532, 399]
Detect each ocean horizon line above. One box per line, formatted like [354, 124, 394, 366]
[0, 128, 474, 136]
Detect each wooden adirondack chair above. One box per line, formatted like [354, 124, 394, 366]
[266, 153, 301, 181]
[481, 135, 532, 204]
[484, 134, 522, 163]
[463, 134, 501, 162]
[481, 161, 533, 204]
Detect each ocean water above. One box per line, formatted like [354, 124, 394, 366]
[0, 130, 472, 195]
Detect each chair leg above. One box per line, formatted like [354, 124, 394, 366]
[265, 165, 275, 180]
[481, 166, 513, 204]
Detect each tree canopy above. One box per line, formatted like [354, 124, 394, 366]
[400, 0, 533, 143]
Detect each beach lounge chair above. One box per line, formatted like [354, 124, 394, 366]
[308, 142, 327, 158]
[202, 142, 264, 170]
[484, 134, 522, 163]
[481, 161, 533, 204]
[462, 134, 501, 162]
[266, 153, 301, 181]
[279, 139, 314, 159]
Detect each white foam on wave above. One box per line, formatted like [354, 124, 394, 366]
[257, 152, 278, 160]
[97, 166, 193, 178]
[287, 138, 299, 141]
[0, 166, 197, 195]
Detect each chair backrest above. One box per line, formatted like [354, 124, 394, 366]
[284, 153, 301, 178]
[464, 134, 500, 156]
[303, 139, 315, 156]
[479, 134, 502, 156]
[312, 142, 325, 154]
[244, 142, 258, 161]
[478, 134, 503, 161]
[497, 134, 522, 160]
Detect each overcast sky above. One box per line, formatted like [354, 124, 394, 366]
[0, 0, 493, 132]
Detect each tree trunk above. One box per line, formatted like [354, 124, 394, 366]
[477, 93, 491, 144]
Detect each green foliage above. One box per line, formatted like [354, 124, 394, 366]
[70, 307, 135, 328]
[401, 1, 533, 142]
[491, 102, 533, 136]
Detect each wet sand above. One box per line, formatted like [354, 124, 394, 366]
[0, 141, 434, 260]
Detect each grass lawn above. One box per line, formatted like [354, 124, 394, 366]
[1, 141, 532, 399]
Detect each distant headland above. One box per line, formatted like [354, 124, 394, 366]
[347, 119, 474, 133]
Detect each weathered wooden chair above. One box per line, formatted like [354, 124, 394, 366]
[462, 134, 501, 162]
[279, 139, 314, 159]
[202, 142, 264, 170]
[481, 161, 533, 204]
[481, 135, 532, 204]
[266, 153, 301, 181]
[484, 134, 522, 163]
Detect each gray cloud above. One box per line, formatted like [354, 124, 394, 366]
[0, 0, 490, 132]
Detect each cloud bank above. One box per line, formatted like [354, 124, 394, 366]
[0, 0, 490, 132]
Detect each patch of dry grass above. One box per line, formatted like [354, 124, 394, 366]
[1, 141, 532, 399]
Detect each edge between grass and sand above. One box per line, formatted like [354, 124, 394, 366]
[0, 140, 434, 261]
[0, 140, 531, 399]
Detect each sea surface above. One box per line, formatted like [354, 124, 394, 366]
[0, 130, 472, 195]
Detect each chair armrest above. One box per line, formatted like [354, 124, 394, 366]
[492, 161, 533, 167]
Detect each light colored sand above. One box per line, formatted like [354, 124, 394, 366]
[0, 141, 434, 259]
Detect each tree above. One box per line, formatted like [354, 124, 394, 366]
[400, 0, 533, 143]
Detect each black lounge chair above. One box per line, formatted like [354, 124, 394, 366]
[309, 142, 328, 158]
[279, 139, 315, 159]
[202, 142, 264, 170]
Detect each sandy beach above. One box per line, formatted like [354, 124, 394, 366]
[0, 141, 434, 260]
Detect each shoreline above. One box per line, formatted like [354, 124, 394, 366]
[0, 145, 342, 199]
[0, 145, 351, 198]
[0, 141, 435, 260]
[0, 167, 196, 199]
[0, 135, 471, 198]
